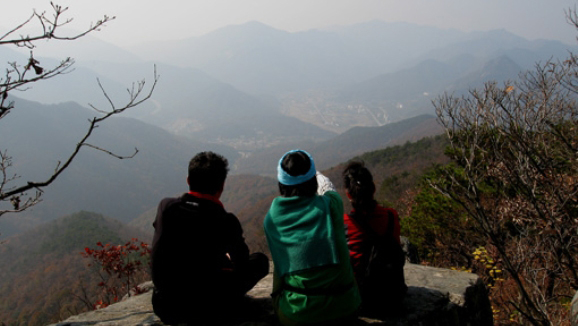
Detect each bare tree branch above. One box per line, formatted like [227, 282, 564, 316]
[0, 4, 157, 217]
[0, 2, 114, 48]
[0, 67, 159, 206]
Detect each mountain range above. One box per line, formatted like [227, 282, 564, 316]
[1, 19, 575, 237]
[5, 20, 576, 139]
[0, 97, 235, 236]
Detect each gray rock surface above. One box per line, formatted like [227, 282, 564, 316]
[50, 263, 492, 326]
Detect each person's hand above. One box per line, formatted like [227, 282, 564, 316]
[316, 171, 336, 195]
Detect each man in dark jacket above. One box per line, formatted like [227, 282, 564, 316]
[151, 151, 269, 324]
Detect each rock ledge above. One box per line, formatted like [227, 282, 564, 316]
[50, 263, 493, 326]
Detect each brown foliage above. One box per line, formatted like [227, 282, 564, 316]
[81, 239, 151, 309]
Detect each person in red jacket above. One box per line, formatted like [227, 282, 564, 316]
[342, 161, 406, 315]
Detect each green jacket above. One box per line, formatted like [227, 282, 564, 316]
[265, 191, 360, 325]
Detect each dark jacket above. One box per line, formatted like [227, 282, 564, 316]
[151, 192, 250, 321]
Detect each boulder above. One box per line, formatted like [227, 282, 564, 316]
[50, 263, 492, 326]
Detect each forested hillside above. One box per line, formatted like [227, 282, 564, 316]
[0, 211, 148, 325]
[235, 134, 450, 254]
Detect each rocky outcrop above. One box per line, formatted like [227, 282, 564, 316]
[50, 263, 492, 326]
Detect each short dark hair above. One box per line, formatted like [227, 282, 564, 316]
[188, 151, 229, 195]
[278, 151, 317, 197]
[342, 161, 376, 212]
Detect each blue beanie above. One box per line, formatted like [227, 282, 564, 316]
[277, 149, 316, 185]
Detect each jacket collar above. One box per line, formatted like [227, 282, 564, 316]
[187, 191, 224, 208]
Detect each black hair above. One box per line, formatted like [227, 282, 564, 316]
[278, 151, 317, 197]
[188, 151, 229, 195]
[342, 161, 376, 212]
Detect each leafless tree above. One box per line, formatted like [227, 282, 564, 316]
[431, 23, 578, 325]
[0, 3, 158, 217]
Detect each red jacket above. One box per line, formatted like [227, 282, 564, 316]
[344, 205, 401, 275]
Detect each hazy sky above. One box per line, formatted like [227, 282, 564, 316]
[3, 0, 578, 47]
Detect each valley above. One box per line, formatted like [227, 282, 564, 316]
[278, 90, 396, 133]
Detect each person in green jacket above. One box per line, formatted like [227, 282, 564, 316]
[264, 149, 361, 326]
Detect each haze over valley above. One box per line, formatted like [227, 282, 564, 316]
[1, 18, 576, 237]
[9, 20, 578, 137]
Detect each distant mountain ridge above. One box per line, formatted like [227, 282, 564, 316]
[331, 54, 525, 121]
[9, 20, 577, 137]
[0, 96, 237, 237]
[9, 59, 336, 149]
[131, 20, 577, 97]
[132, 21, 372, 95]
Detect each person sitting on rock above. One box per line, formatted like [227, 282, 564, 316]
[264, 149, 361, 326]
[342, 161, 407, 316]
[151, 151, 269, 325]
